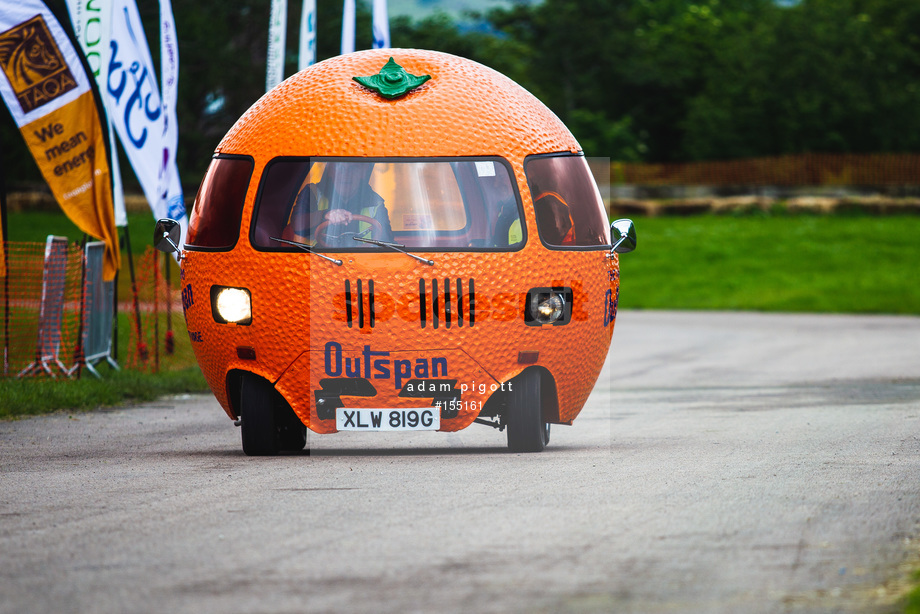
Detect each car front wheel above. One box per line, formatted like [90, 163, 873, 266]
[506, 369, 550, 453]
[240, 374, 280, 456]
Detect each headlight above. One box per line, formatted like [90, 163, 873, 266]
[210, 286, 252, 325]
[525, 287, 573, 326]
[534, 292, 565, 324]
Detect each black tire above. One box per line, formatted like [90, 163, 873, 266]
[506, 370, 550, 453]
[278, 421, 307, 452]
[240, 374, 279, 456]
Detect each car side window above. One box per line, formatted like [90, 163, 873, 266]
[186, 156, 254, 250]
[524, 154, 611, 249]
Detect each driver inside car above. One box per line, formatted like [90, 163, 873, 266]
[283, 162, 394, 247]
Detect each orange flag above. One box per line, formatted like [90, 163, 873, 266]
[0, 2, 120, 280]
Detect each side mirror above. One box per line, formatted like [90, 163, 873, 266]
[154, 218, 182, 256]
[610, 219, 637, 254]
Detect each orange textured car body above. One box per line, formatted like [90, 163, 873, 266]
[177, 49, 623, 450]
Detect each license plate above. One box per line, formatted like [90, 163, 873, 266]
[336, 408, 440, 432]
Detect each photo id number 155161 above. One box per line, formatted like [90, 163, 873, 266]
[336, 408, 440, 432]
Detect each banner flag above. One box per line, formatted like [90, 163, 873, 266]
[341, 0, 355, 55]
[372, 0, 389, 50]
[158, 0, 183, 231]
[66, 0, 127, 227]
[106, 0, 187, 245]
[0, 0, 120, 280]
[107, 100, 126, 226]
[266, 0, 287, 91]
[299, 0, 316, 71]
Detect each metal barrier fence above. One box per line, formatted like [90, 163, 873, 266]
[3, 239, 84, 378]
[82, 242, 118, 378]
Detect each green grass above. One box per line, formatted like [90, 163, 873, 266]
[617, 212, 920, 314]
[1, 308, 209, 419]
[0, 366, 207, 419]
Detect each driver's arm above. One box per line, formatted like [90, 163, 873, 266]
[325, 209, 354, 224]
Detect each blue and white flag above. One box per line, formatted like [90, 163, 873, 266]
[372, 0, 389, 49]
[158, 0, 183, 226]
[341, 0, 355, 55]
[299, 0, 316, 70]
[266, 0, 287, 91]
[106, 0, 187, 242]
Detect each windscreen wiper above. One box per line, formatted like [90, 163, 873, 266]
[270, 236, 343, 265]
[353, 237, 434, 266]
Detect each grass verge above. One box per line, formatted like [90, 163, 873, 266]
[618, 211, 920, 313]
[0, 366, 208, 420]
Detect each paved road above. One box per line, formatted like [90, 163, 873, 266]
[2, 311, 920, 614]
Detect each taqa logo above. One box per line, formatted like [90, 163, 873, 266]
[324, 341, 448, 390]
[0, 16, 78, 113]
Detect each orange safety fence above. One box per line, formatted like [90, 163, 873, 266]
[2, 241, 196, 378]
[2, 240, 85, 378]
[122, 246, 196, 373]
[611, 153, 920, 186]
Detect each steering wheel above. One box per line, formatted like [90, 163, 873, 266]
[314, 213, 384, 247]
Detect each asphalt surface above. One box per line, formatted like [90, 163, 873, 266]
[2, 310, 920, 614]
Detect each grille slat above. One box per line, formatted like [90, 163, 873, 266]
[345, 280, 353, 328]
[357, 279, 365, 328]
[469, 279, 475, 327]
[417, 277, 475, 329]
[343, 279, 375, 328]
[456, 278, 463, 328]
[419, 279, 427, 328]
[444, 278, 452, 329]
[369, 280, 375, 328]
[432, 279, 440, 329]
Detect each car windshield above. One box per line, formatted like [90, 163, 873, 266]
[251, 158, 525, 251]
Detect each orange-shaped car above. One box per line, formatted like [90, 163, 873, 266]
[154, 49, 636, 455]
